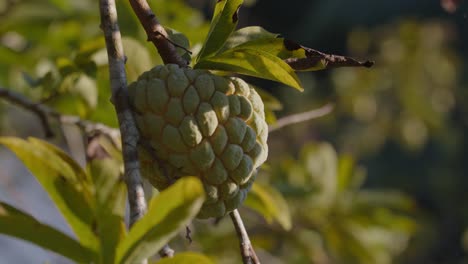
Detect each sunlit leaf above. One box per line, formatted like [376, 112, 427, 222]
[0, 201, 95, 263]
[195, 48, 303, 90]
[0, 137, 98, 251]
[223, 27, 370, 71]
[154, 252, 215, 264]
[29, 137, 92, 184]
[245, 183, 292, 230]
[196, 0, 243, 61]
[88, 158, 127, 263]
[222, 26, 278, 51]
[228, 37, 303, 59]
[88, 158, 125, 216]
[115, 177, 205, 264]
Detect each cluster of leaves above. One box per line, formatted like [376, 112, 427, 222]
[185, 142, 416, 264]
[267, 143, 416, 264]
[331, 21, 458, 154]
[190, 0, 333, 91]
[329, 20, 467, 262]
[0, 0, 210, 128]
[0, 137, 211, 264]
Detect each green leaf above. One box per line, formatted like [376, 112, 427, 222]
[115, 177, 205, 264]
[88, 158, 125, 217]
[224, 27, 328, 71]
[0, 137, 98, 252]
[47, 73, 98, 117]
[165, 27, 192, 63]
[0, 201, 95, 263]
[88, 158, 127, 263]
[229, 38, 300, 59]
[196, 0, 243, 62]
[154, 252, 215, 264]
[195, 48, 303, 90]
[221, 26, 278, 51]
[245, 182, 292, 230]
[29, 137, 92, 185]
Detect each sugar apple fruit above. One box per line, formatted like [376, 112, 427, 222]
[128, 64, 268, 218]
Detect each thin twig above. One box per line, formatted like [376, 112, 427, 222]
[268, 103, 335, 133]
[230, 210, 261, 264]
[0, 87, 120, 143]
[128, 0, 188, 67]
[99, 0, 147, 230]
[282, 39, 374, 71]
[0, 87, 54, 137]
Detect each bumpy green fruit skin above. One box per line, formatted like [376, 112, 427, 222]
[128, 64, 268, 218]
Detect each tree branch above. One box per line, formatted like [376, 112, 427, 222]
[230, 210, 261, 264]
[100, 0, 175, 259]
[282, 40, 374, 71]
[100, 0, 146, 227]
[268, 103, 334, 133]
[128, 0, 188, 67]
[0, 87, 54, 137]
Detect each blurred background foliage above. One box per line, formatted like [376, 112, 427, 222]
[0, 0, 467, 263]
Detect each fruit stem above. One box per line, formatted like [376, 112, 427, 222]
[129, 0, 189, 67]
[230, 209, 261, 264]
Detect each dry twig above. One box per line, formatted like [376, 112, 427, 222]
[269, 103, 335, 133]
[0, 87, 55, 137]
[0, 86, 120, 142]
[283, 40, 374, 71]
[230, 210, 261, 264]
